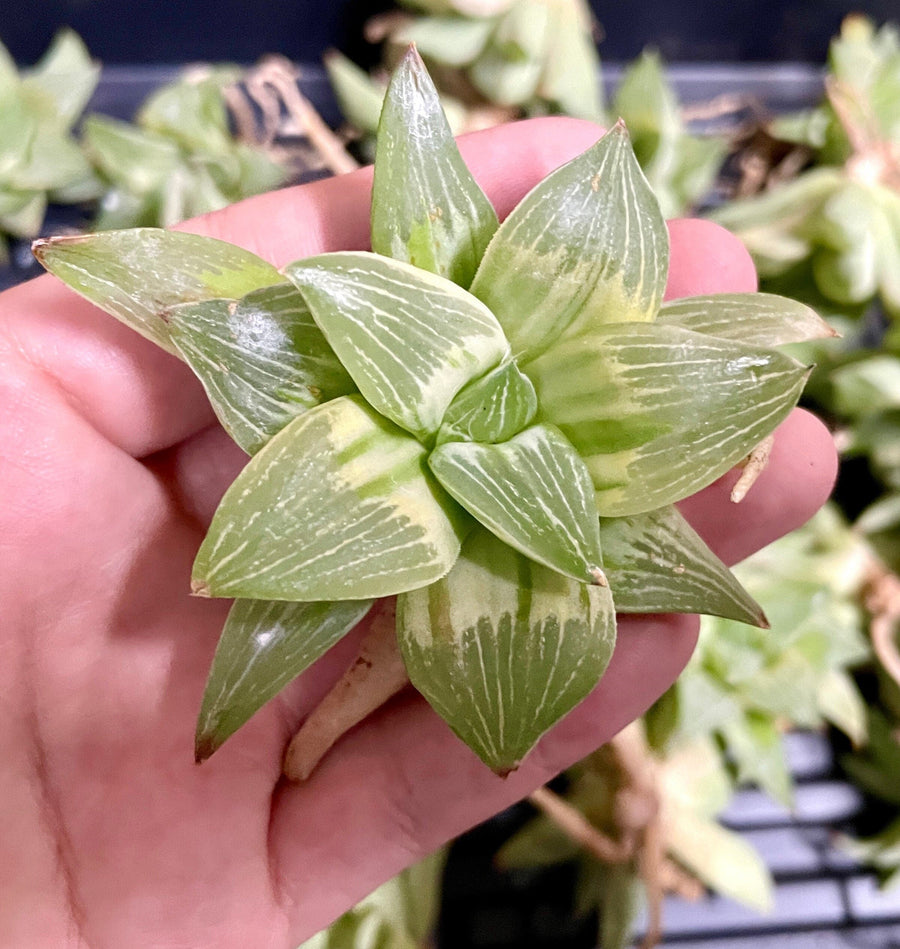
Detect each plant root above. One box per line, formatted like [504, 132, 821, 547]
[283, 599, 410, 781]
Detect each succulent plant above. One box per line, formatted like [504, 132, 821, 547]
[711, 15, 900, 318]
[81, 65, 287, 230]
[35, 49, 827, 776]
[0, 29, 101, 260]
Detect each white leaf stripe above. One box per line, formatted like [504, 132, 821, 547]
[195, 598, 372, 758]
[193, 396, 467, 600]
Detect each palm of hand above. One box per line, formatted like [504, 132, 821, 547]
[0, 118, 836, 949]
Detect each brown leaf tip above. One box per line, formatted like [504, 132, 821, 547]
[191, 578, 212, 598]
[589, 567, 608, 587]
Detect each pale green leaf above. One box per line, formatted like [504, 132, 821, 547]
[395, 16, 494, 67]
[168, 284, 355, 454]
[33, 228, 283, 354]
[398, 527, 616, 773]
[373, 46, 498, 288]
[195, 597, 372, 761]
[495, 814, 581, 869]
[21, 28, 100, 128]
[666, 807, 774, 912]
[599, 505, 766, 626]
[527, 322, 810, 516]
[0, 190, 46, 239]
[536, 0, 604, 120]
[193, 395, 469, 601]
[286, 252, 509, 442]
[430, 424, 605, 584]
[0, 96, 35, 177]
[817, 667, 868, 746]
[436, 358, 536, 444]
[9, 124, 95, 192]
[719, 712, 793, 808]
[324, 50, 386, 136]
[470, 122, 668, 361]
[468, 0, 550, 106]
[81, 114, 180, 193]
[658, 293, 836, 348]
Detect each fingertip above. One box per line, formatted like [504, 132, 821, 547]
[665, 218, 758, 299]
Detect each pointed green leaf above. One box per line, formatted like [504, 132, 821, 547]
[436, 358, 537, 444]
[168, 284, 356, 454]
[286, 252, 509, 442]
[429, 424, 604, 584]
[599, 505, 767, 626]
[397, 528, 616, 773]
[194, 395, 469, 601]
[34, 228, 283, 355]
[527, 323, 810, 516]
[195, 597, 373, 761]
[658, 292, 837, 347]
[469, 122, 669, 361]
[373, 46, 499, 288]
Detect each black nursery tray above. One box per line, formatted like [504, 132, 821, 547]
[6, 61, 900, 949]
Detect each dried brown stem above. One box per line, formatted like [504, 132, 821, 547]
[242, 56, 359, 176]
[283, 599, 410, 781]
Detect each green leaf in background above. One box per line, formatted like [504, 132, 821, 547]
[195, 597, 373, 761]
[657, 292, 837, 348]
[598, 505, 766, 626]
[168, 284, 356, 454]
[817, 667, 868, 747]
[193, 395, 469, 601]
[527, 322, 810, 515]
[372, 45, 499, 288]
[612, 49, 725, 217]
[469, 122, 668, 361]
[398, 528, 615, 773]
[286, 252, 509, 442]
[665, 807, 773, 913]
[719, 711, 793, 808]
[19, 28, 100, 130]
[33, 228, 283, 354]
[595, 864, 643, 949]
[430, 424, 605, 584]
[436, 358, 537, 444]
[323, 50, 386, 138]
[536, 0, 604, 121]
[468, 0, 549, 107]
[395, 16, 495, 68]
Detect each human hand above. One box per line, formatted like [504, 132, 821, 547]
[0, 117, 837, 948]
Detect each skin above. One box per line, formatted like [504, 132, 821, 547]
[0, 117, 837, 948]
